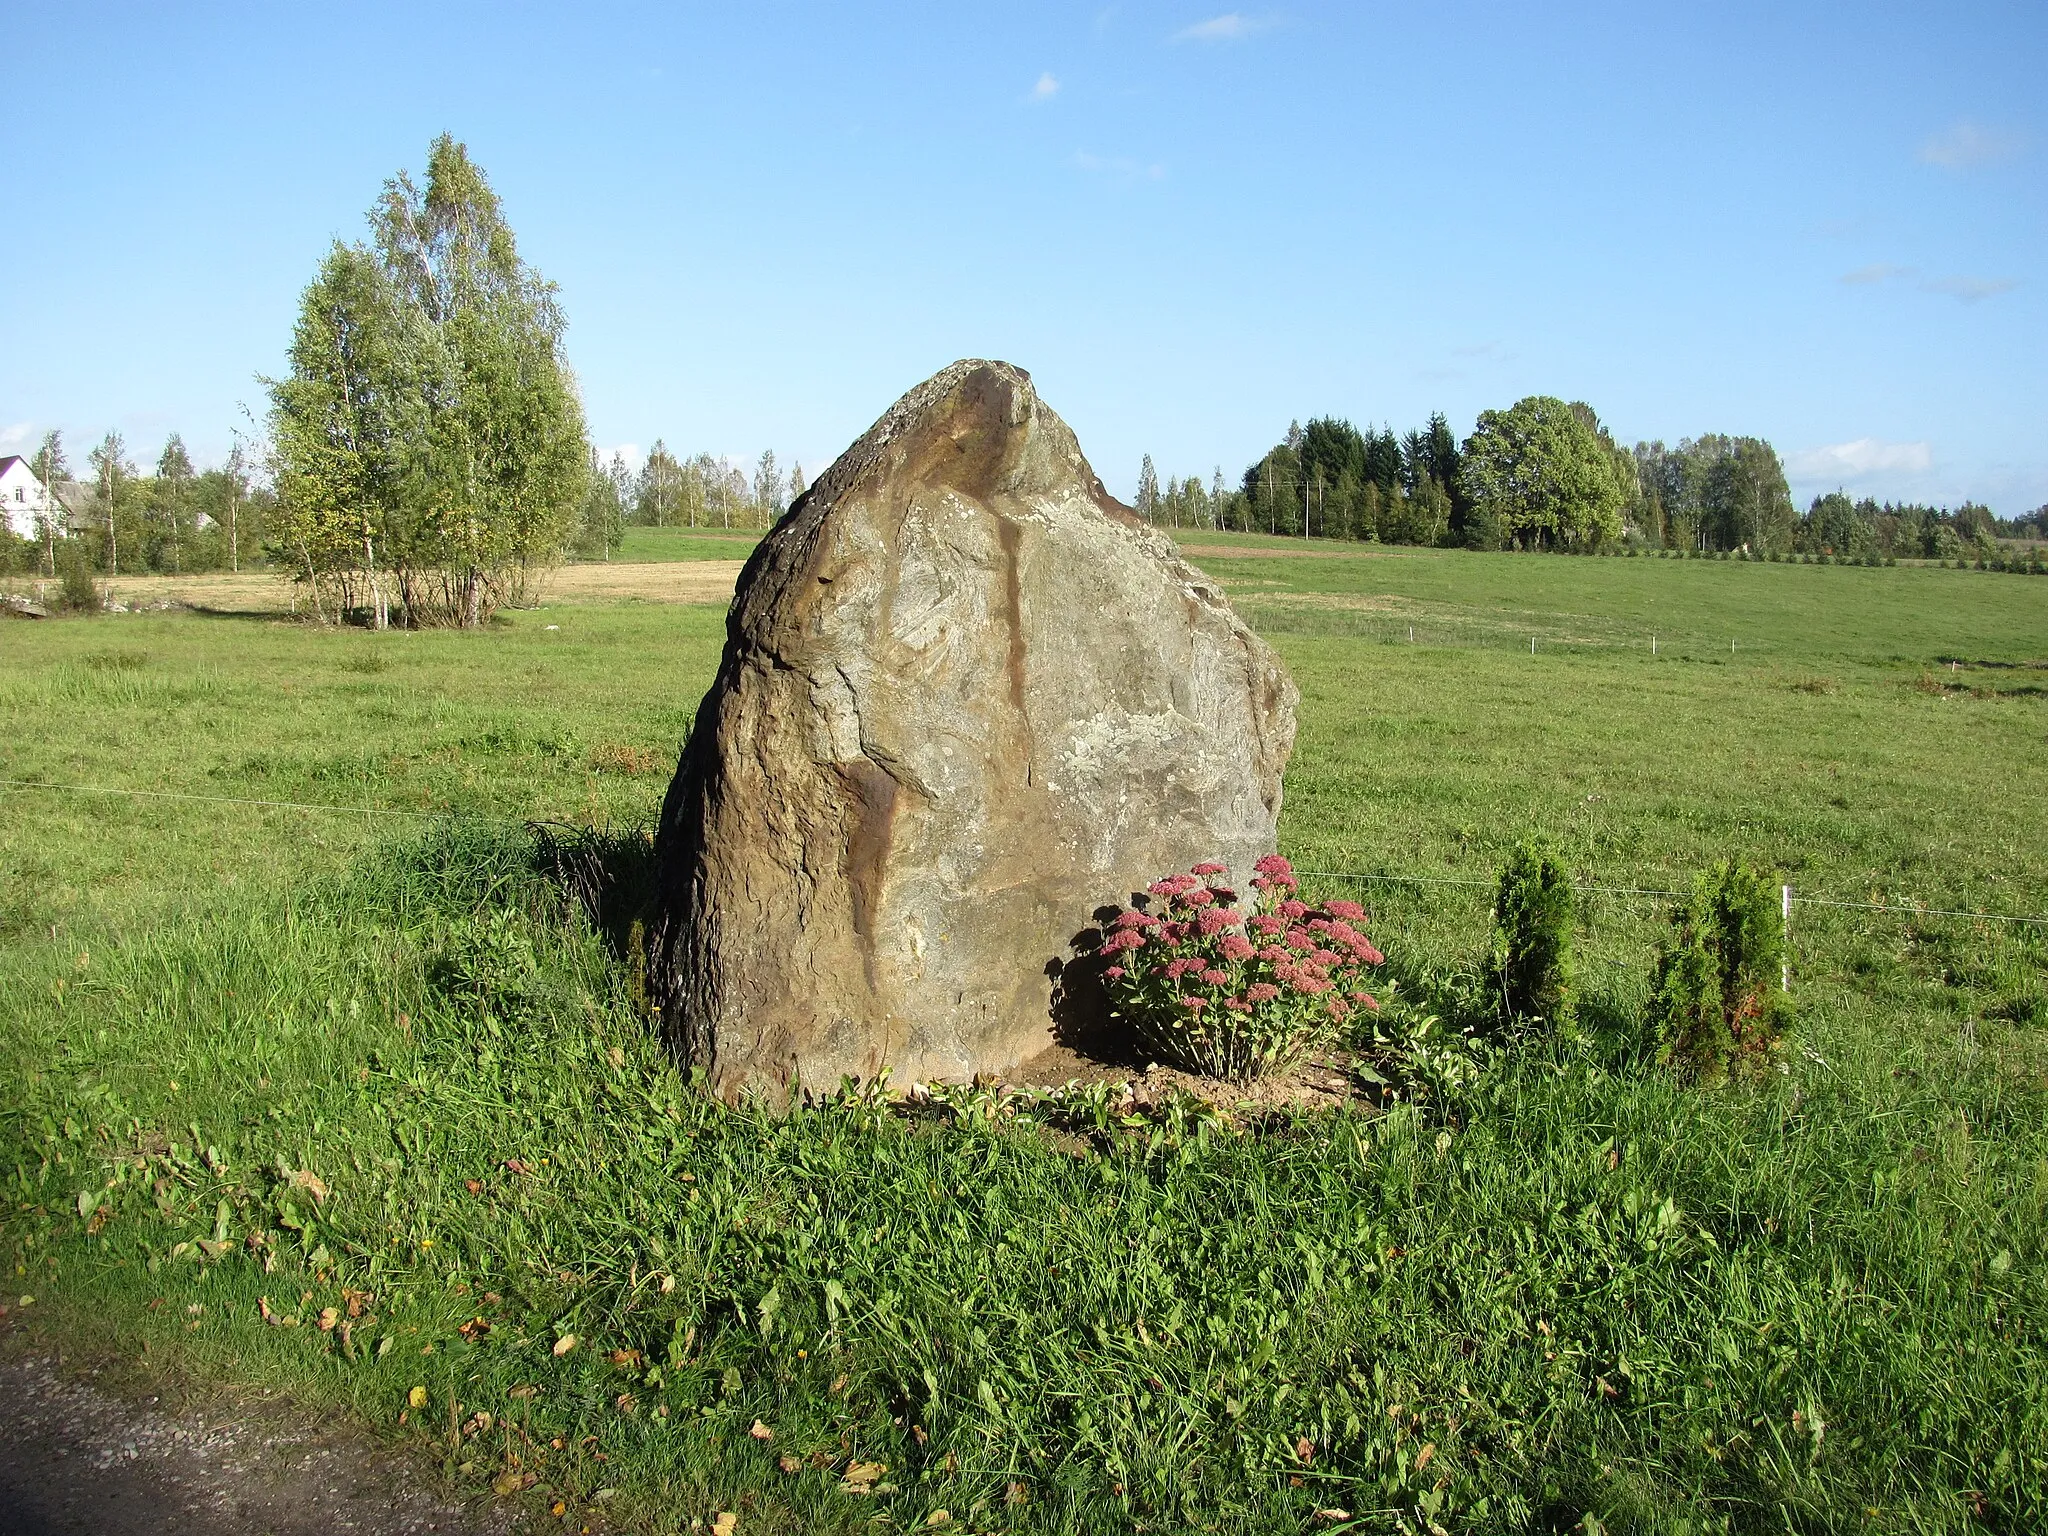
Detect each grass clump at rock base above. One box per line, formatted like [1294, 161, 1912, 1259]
[5, 820, 2045, 1534]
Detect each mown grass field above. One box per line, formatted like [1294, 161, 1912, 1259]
[2, 538, 2045, 1535]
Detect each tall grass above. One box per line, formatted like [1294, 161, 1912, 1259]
[4, 822, 2044, 1533]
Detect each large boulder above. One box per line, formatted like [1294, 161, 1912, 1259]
[652, 360, 1297, 1099]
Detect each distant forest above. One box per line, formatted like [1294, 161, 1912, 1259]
[1138, 398, 2047, 558]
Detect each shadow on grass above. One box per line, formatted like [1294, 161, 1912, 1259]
[530, 820, 662, 1005]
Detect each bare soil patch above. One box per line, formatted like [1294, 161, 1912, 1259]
[1007, 1041, 1370, 1116]
[0, 1335, 528, 1536]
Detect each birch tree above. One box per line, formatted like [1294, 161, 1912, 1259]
[268, 135, 587, 625]
[30, 430, 66, 577]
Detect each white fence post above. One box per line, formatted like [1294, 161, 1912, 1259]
[1781, 883, 1792, 992]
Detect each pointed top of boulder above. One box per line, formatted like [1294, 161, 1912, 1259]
[799, 359, 1132, 526]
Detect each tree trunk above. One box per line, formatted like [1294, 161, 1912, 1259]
[298, 539, 327, 625]
[363, 527, 388, 629]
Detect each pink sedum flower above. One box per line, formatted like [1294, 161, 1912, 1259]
[1191, 862, 1228, 877]
[1246, 983, 1281, 1004]
[1254, 854, 1294, 878]
[1250, 915, 1285, 937]
[1278, 899, 1309, 921]
[1201, 968, 1231, 987]
[1218, 933, 1255, 962]
[1104, 965, 1125, 980]
[1326, 899, 1366, 921]
[1179, 995, 1208, 1013]
[1195, 908, 1233, 937]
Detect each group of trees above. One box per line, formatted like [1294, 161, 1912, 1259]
[1630, 436, 1795, 553]
[1795, 494, 2028, 562]
[266, 135, 590, 627]
[263, 135, 807, 616]
[577, 443, 805, 557]
[0, 428, 269, 580]
[1140, 397, 1638, 550]
[1139, 397, 2039, 558]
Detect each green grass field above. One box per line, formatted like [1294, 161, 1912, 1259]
[609, 526, 764, 563]
[3, 539, 2045, 1534]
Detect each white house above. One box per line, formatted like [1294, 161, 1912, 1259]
[0, 455, 58, 540]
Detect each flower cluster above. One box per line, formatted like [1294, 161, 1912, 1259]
[1094, 855, 1384, 1081]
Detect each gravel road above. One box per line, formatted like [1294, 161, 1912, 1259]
[0, 1351, 521, 1536]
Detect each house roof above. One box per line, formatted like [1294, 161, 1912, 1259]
[0, 455, 28, 478]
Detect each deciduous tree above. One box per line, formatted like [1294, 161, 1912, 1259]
[157, 433, 194, 573]
[29, 429, 66, 576]
[87, 431, 133, 574]
[1459, 396, 1625, 550]
[268, 135, 588, 626]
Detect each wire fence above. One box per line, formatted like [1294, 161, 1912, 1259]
[5, 776, 2045, 929]
[1294, 867, 2048, 927]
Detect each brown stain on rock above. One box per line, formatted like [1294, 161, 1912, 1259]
[996, 516, 1027, 715]
[833, 757, 903, 990]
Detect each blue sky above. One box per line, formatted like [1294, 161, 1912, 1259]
[2, 2, 2042, 512]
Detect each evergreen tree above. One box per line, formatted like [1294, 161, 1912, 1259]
[1136, 454, 1160, 522]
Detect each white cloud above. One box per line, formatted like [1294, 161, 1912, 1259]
[1030, 71, 1059, 100]
[1917, 121, 2024, 169]
[1174, 13, 1268, 42]
[597, 443, 643, 472]
[1786, 439, 1933, 481]
[0, 422, 32, 453]
[1920, 274, 2018, 303]
[1073, 150, 1165, 180]
[1833, 264, 2016, 302]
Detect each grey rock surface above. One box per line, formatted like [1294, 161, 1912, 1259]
[653, 360, 1297, 1099]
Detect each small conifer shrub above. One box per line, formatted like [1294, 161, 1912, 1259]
[1490, 841, 1575, 1031]
[1649, 859, 1792, 1081]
